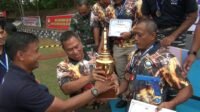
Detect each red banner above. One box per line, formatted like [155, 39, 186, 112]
[0, 11, 6, 17]
[46, 15, 73, 30]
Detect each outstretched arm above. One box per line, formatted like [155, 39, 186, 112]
[60, 76, 92, 94]
[183, 21, 200, 72]
[46, 80, 115, 112]
[60, 69, 107, 95]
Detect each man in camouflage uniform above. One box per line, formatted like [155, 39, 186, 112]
[56, 31, 99, 97]
[119, 19, 192, 110]
[56, 31, 118, 112]
[70, 0, 97, 52]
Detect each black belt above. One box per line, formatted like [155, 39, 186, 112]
[158, 26, 177, 33]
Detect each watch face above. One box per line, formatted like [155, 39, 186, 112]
[92, 88, 98, 96]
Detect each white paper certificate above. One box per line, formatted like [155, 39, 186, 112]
[128, 100, 176, 112]
[108, 19, 132, 37]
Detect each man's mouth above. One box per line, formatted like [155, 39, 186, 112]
[75, 55, 81, 58]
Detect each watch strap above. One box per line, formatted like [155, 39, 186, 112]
[188, 51, 197, 56]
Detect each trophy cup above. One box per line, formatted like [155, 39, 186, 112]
[96, 27, 116, 98]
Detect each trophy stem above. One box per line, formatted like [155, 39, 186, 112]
[103, 27, 108, 52]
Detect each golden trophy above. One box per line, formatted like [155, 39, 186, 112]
[96, 27, 116, 99]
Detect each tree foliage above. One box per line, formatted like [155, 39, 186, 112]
[0, 0, 97, 17]
[0, 0, 97, 10]
[0, 0, 16, 12]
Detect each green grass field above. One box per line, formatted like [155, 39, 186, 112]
[33, 38, 68, 99]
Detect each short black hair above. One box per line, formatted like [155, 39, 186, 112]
[76, 0, 90, 6]
[59, 31, 80, 47]
[0, 17, 17, 34]
[5, 22, 17, 34]
[0, 17, 6, 30]
[5, 32, 39, 61]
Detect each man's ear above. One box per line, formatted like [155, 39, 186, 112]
[16, 50, 25, 61]
[151, 32, 157, 40]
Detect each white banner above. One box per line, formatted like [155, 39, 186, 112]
[21, 16, 41, 27]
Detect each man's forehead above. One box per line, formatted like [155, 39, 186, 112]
[64, 37, 80, 47]
[69, 36, 80, 42]
[133, 26, 144, 32]
[79, 6, 90, 13]
[134, 23, 147, 30]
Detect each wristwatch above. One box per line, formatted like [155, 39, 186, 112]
[91, 87, 99, 97]
[188, 51, 197, 56]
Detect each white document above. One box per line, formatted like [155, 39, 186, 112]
[128, 100, 176, 112]
[108, 19, 132, 37]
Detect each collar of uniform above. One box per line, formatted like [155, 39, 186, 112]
[135, 41, 161, 55]
[9, 64, 36, 82]
[0, 46, 5, 57]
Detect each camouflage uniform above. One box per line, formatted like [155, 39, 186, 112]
[125, 42, 190, 105]
[56, 50, 109, 111]
[70, 12, 96, 52]
[56, 51, 95, 97]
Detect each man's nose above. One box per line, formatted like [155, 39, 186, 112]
[0, 34, 3, 39]
[72, 48, 79, 54]
[134, 35, 139, 41]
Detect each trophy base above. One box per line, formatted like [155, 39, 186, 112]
[97, 88, 117, 99]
